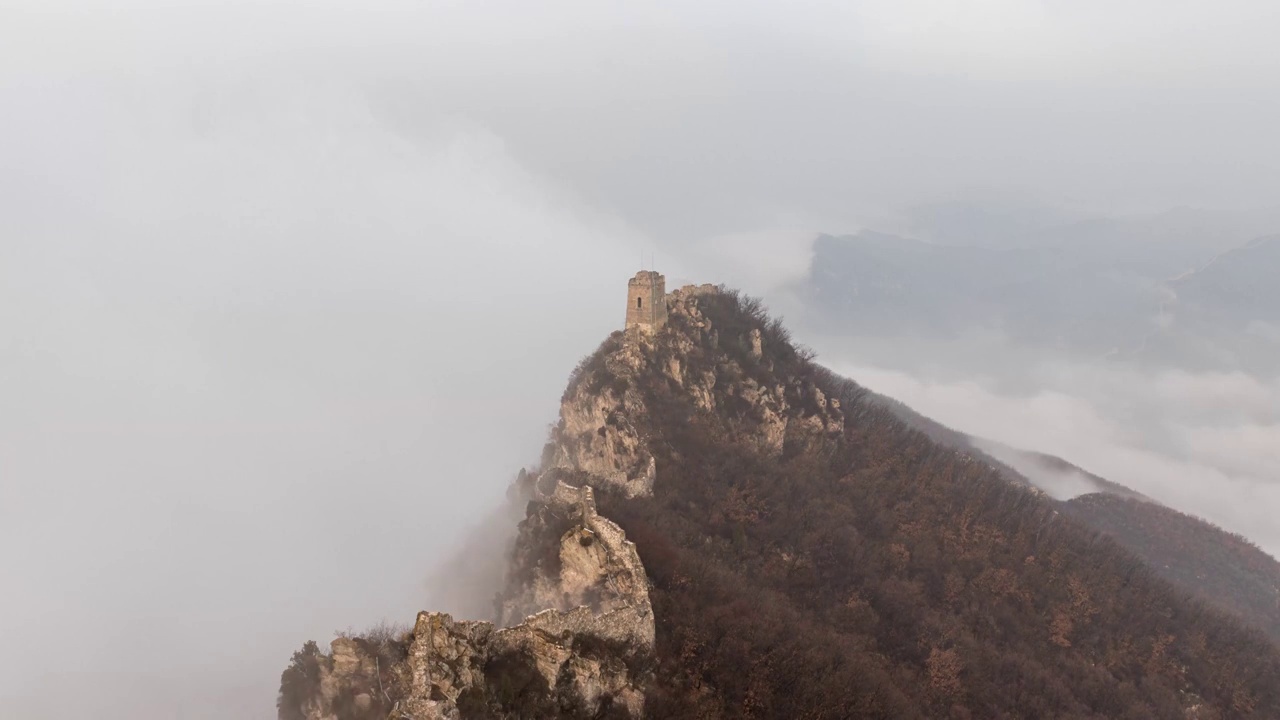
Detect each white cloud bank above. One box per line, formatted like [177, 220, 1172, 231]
[0, 58, 645, 720]
[833, 358, 1280, 555]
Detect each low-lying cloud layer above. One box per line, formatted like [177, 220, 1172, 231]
[827, 353, 1280, 555]
[0, 70, 646, 720]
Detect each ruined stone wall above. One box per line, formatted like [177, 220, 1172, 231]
[624, 271, 667, 332]
[293, 479, 654, 720]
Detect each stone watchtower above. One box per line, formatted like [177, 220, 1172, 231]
[625, 270, 667, 332]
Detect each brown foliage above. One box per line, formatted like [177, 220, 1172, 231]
[1063, 492, 1280, 644]
[593, 291, 1280, 718]
[926, 647, 964, 699]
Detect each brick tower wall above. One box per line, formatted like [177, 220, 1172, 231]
[625, 271, 667, 332]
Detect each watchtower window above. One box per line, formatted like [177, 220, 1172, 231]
[636, 297, 643, 309]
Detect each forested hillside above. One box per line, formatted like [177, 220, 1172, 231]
[874, 391, 1280, 649]
[1063, 493, 1280, 646]
[282, 285, 1280, 719]
[581, 289, 1280, 718]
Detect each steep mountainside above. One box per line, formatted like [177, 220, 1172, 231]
[874, 393, 1280, 648]
[1062, 493, 1280, 645]
[281, 283, 1280, 719]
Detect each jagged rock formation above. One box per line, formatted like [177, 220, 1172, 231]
[391, 481, 653, 720]
[498, 481, 652, 631]
[281, 481, 653, 720]
[277, 282, 940, 720]
[547, 360, 655, 499]
[279, 328, 660, 720]
[588, 283, 844, 457]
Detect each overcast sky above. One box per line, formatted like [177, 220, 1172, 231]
[3, 2, 1279, 718]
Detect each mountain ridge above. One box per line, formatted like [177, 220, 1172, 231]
[871, 387, 1280, 646]
[803, 228, 1280, 372]
[280, 280, 1280, 719]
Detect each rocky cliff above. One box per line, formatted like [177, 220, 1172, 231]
[277, 283, 943, 720]
[279, 476, 654, 720]
[389, 480, 653, 720]
[276, 290, 701, 720]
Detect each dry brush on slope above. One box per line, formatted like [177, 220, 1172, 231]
[281, 283, 1280, 719]
[586, 287, 1280, 718]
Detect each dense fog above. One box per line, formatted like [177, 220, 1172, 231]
[3, 2, 1277, 717]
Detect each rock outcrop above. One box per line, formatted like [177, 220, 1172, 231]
[395, 480, 653, 720]
[545, 304, 678, 501]
[279, 282, 840, 720]
[548, 282, 844, 482]
[658, 284, 846, 453]
[397, 602, 648, 719]
[498, 481, 652, 633]
[548, 375, 655, 499]
[282, 478, 652, 720]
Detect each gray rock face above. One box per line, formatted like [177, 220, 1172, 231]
[499, 482, 654, 641]
[548, 334, 658, 500]
[285, 477, 653, 720]
[549, 379, 655, 499]
[397, 607, 646, 720]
